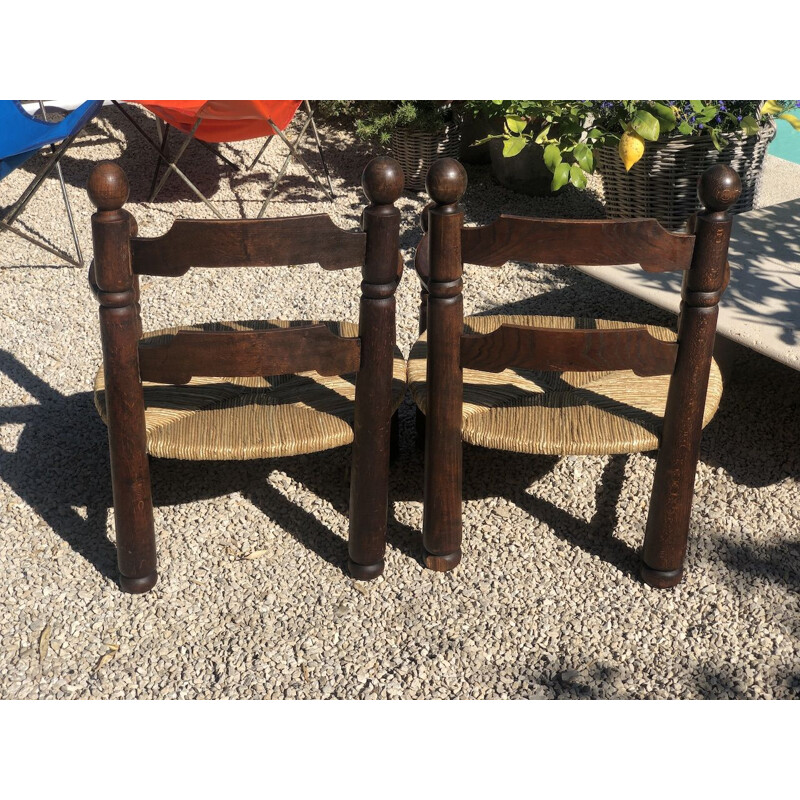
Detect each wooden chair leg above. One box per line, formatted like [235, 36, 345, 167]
[347, 300, 394, 580]
[348, 389, 391, 579]
[421, 160, 467, 572]
[89, 164, 158, 593]
[108, 423, 157, 593]
[347, 157, 403, 580]
[641, 166, 738, 588]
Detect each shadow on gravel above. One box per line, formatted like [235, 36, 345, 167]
[373, 401, 641, 577]
[0, 349, 395, 582]
[716, 538, 800, 596]
[0, 349, 117, 583]
[511, 658, 800, 699]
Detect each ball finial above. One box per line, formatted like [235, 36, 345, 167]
[426, 158, 467, 206]
[88, 162, 129, 211]
[362, 156, 404, 205]
[697, 164, 741, 213]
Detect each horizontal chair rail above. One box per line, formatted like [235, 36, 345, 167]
[460, 324, 678, 376]
[461, 217, 695, 272]
[138, 325, 362, 384]
[131, 215, 367, 276]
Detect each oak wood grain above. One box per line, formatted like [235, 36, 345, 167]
[460, 325, 678, 376]
[138, 324, 362, 384]
[131, 215, 366, 275]
[461, 216, 695, 272]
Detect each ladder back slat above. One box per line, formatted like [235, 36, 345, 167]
[461, 216, 695, 272]
[138, 325, 361, 384]
[460, 325, 678, 377]
[131, 215, 367, 276]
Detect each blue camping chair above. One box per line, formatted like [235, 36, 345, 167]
[1, 100, 103, 266]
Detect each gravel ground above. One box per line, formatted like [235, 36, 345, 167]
[1, 104, 798, 700]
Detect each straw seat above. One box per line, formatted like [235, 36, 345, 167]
[95, 320, 407, 461]
[408, 314, 723, 457]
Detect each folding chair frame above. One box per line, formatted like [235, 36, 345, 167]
[112, 100, 335, 219]
[0, 102, 86, 267]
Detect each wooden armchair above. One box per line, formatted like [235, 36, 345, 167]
[409, 157, 740, 588]
[88, 157, 405, 593]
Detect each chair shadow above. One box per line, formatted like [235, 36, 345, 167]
[147, 452, 353, 574]
[0, 350, 117, 582]
[0, 348, 398, 582]
[462, 445, 640, 578]
[365, 401, 642, 576]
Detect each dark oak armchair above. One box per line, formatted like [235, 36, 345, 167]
[88, 157, 405, 592]
[409, 157, 740, 588]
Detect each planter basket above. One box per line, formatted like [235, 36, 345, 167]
[595, 124, 776, 231]
[390, 123, 461, 192]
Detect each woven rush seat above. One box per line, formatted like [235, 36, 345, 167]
[95, 319, 407, 461]
[408, 314, 723, 456]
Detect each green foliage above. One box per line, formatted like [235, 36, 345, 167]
[465, 100, 800, 193]
[468, 101, 596, 192]
[317, 101, 455, 145]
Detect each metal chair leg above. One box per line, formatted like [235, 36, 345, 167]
[305, 100, 335, 199]
[37, 102, 83, 267]
[111, 102, 224, 218]
[257, 112, 333, 217]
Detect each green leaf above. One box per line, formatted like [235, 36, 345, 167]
[650, 102, 675, 119]
[502, 136, 527, 158]
[740, 115, 759, 136]
[777, 113, 800, 131]
[631, 110, 660, 142]
[573, 142, 593, 172]
[543, 143, 562, 172]
[690, 100, 705, 113]
[650, 102, 677, 132]
[505, 115, 528, 134]
[678, 120, 693, 135]
[587, 127, 602, 140]
[710, 129, 725, 151]
[569, 164, 587, 189]
[533, 124, 551, 145]
[653, 103, 678, 133]
[551, 162, 570, 192]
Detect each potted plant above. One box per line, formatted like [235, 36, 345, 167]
[590, 101, 800, 229]
[320, 101, 461, 192]
[472, 100, 600, 195]
[483, 100, 800, 228]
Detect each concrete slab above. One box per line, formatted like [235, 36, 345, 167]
[577, 198, 800, 371]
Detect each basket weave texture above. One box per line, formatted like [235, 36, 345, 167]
[595, 124, 775, 231]
[95, 320, 407, 461]
[390, 123, 461, 192]
[408, 314, 723, 456]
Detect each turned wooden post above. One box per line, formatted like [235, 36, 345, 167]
[89, 163, 157, 594]
[415, 201, 434, 447]
[641, 164, 741, 588]
[422, 158, 467, 571]
[348, 156, 404, 579]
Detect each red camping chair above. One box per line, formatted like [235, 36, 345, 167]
[112, 100, 334, 217]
